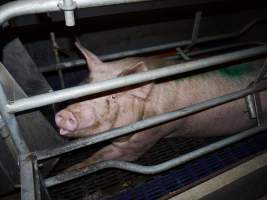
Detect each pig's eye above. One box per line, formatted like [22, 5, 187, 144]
[111, 95, 116, 99]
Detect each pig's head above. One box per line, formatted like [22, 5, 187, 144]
[55, 42, 153, 137]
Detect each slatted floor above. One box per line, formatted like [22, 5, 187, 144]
[47, 132, 267, 200]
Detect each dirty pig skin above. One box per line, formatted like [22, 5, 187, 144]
[55, 42, 267, 170]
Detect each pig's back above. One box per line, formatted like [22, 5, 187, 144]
[169, 59, 266, 137]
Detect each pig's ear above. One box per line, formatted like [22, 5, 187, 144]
[75, 41, 103, 69]
[118, 62, 153, 99]
[118, 61, 148, 76]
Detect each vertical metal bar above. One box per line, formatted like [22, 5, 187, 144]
[253, 93, 264, 126]
[20, 154, 40, 200]
[253, 59, 267, 125]
[0, 117, 18, 160]
[33, 158, 52, 200]
[255, 59, 267, 84]
[58, 0, 76, 26]
[33, 158, 41, 200]
[50, 32, 65, 89]
[0, 83, 29, 155]
[185, 11, 202, 51]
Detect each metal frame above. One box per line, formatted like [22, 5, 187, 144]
[20, 153, 41, 200]
[0, 0, 153, 26]
[5, 46, 267, 198]
[5, 45, 267, 114]
[0, 0, 266, 199]
[39, 17, 267, 73]
[44, 124, 267, 187]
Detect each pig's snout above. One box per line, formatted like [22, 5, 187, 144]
[55, 110, 78, 135]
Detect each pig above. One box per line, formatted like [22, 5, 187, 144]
[55, 42, 267, 170]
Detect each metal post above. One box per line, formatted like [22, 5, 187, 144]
[0, 117, 19, 160]
[20, 154, 41, 200]
[50, 32, 65, 89]
[245, 59, 267, 125]
[253, 59, 267, 125]
[0, 83, 29, 155]
[5, 45, 267, 114]
[185, 11, 202, 51]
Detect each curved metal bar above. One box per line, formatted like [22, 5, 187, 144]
[44, 123, 267, 187]
[0, 0, 153, 26]
[6, 45, 267, 114]
[36, 79, 267, 161]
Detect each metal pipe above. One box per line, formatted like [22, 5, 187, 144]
[0, 123, 19, 161]
[40, 42, 264, 73]
[36, 79, 267, 161]
[6, 45, 267, 114]
[38, 15, 267, 73]
[58, 0, 77, 26]
[171, 42, 265, 60]
[45, 123, 267, 187]
[185, 11, 202, 51]
[0, 0, 153, 26]
[20, 154, 41, 200]
[0, 84, 29, 154]
[50, 32, 65, 89]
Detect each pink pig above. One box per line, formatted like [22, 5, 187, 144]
[55, 42, 267, 170]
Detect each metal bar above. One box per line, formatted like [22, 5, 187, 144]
[185, 11, 202, 51]
[170, 42, 265, 60]
[255, 59, 267, 85]
[0, 121, 19, 161]
[253, 93, 263, 126]
[176, 48, 190, 60]
[0, 84, 29, 154]
[59, 0, 76, 26]
[40, 42, 264, 73]
[36, 79, 267, 161]
[32, 158, 41, 200]
[50, 32, 65, 89]
[39, 16, 267, 73]
[20, 154, 40, 200]
[33, 160, 52, 200]
[6, 45, 267, 114]
[253, 59, 267, 125]
[245, 93, 257, 119]
[0, 0, 154, 26]
[45, 123, 267, 187]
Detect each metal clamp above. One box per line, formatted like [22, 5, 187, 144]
[58, 0, 77, 26]
[245, 59, 267, 126]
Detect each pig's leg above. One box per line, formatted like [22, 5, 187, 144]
[65, 144, 126, 171]
[65, 125, 177, 172]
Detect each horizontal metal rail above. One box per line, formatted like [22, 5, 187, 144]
[39, 16, 267, 73]
[44, 123, 267, 187]
[0, 0, 153, 26]
[36, 79, 267, 161]
[6, 45, 267, 114]
[40, 42, 264, 73]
